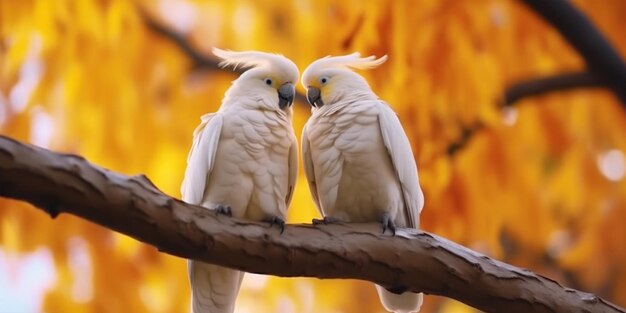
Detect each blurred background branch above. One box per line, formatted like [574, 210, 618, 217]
[447, 70, 609, 156]
[141, 8, 309, 105]
[140, 8, 220, 69]
[502, 71, 606, 107]
[448, 0, 626, 156]
[519, 0, 626, 104]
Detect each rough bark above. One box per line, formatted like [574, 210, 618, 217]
[0, 135, 623, 313]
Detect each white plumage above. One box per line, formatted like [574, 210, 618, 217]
[181, 48, 299, 313]
[301, 53, 424, 313]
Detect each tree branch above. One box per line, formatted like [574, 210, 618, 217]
[447, 70, 609, 156]
[140, 9, 309, 105]
[141, 10, 219, 70]
[0, 135, 623, 313]
[502, 71, 607, 107]
[451, 0, 626, 155]
[519, 0, 626, 105]
[446, 122, 485, 157]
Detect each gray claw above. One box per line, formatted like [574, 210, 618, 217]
[264, 216, 285, 234]
[215, 205, 232, 217]
[381, 213, 396, 236]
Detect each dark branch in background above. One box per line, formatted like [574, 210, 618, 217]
[446, 70, 609, 155]
[502, 71, 606, 107]
[141, 10, 219, 69]
[520, 0, 626, 106]
[141, 10, 309, 105]
[0, 135, 624, 313]
[446, 122, 484, 156]
[449, 0, 626, 155]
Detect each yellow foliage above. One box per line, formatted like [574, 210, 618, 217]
[1, 0, 626, 312]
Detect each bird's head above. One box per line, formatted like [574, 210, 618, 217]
[213, 48, 299, 111]
[301, 52, 387, 108]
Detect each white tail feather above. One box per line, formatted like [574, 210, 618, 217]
[375, 285, 423, 313]
[189, 260, 245, 313]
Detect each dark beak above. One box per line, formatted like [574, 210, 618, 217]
[278, 82, 295, 109]
[307, 86, 323, 108]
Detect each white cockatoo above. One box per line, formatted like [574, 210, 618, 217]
[300, 53, 425, 313]
[180, 48, 299, 313]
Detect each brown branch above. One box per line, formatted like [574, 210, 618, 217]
[503, 71, 607, 107]
[452, 0, 626, 155]
[448, 70, 609, 155]
[140, 9, 309, 105]
[519, 0, 626, 105]
[446, 122, 485, 157]
[0, 135, 623, 313]
[141, 9, 219, 70]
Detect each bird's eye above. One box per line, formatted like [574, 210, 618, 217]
[320, 77, 328, 84]
[265, 78, 273, 86]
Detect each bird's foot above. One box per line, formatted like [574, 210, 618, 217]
[312, 216, 344, 225]
[264, 215, 286, 234]
[215, 205, 232, 217]
[381, 213, 396, 236]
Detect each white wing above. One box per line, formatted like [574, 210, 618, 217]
[301, 122, 321, 215]
[181, 113, 246, 313]
[302, 121, 345, 217]
[286, 133, 298, 207]
[377, 102, 424, 229]
[181, 113, 223, 205]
